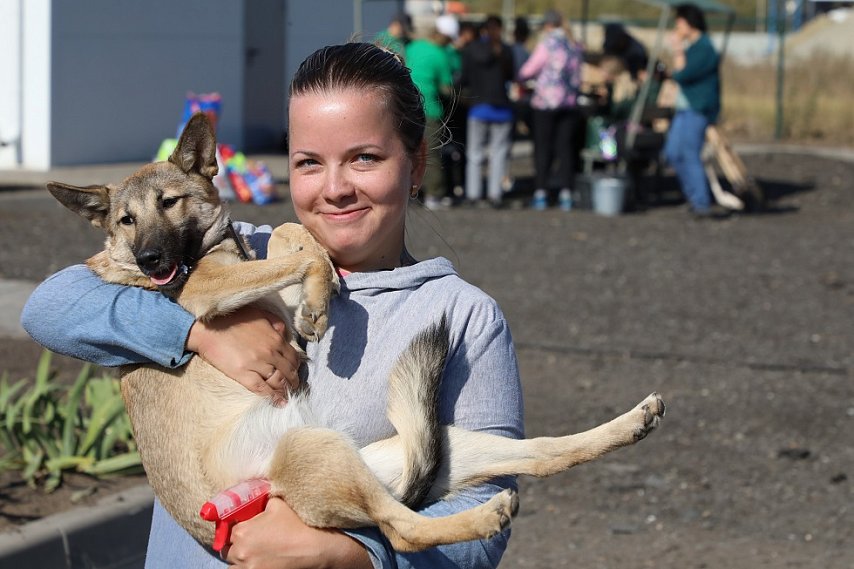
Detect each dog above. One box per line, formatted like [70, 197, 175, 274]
[47, 112, 665, 552]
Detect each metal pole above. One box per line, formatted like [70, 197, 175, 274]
[626, 4, 670, 154]
[354, 0, 362, 39]
[502, 0, 514, 41]
[774, 0, 785, 140]
[581, 0, 589, 45]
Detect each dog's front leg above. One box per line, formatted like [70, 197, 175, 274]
[176, 255, 317, 320]
[267, 224, 339, 341]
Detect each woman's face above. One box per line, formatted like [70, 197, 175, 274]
[673, 17, 693, 40]
[288, 88, 424, 273]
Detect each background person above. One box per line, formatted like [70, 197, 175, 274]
[405, 15, 457, 210]
[663, 2, 721, 218]
[460, 14, 515, 208]
[602, 23, 649, 81]
[22, 42, 523, 569]
[517, 9, 584, 211]
[443, 19, 480, 201]
[374, 11, 413, 57]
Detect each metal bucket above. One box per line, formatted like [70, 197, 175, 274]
[592, 176, 627, 216]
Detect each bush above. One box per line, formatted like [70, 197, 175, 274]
[0, 351, 141, 492]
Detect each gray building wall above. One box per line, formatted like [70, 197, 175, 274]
[44, 0, 400, 166]
[50, 0, 245, 165]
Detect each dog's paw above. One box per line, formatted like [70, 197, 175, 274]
[293, 302, 329, 341]
[632, 392, 666, 441]
[480, 488, 518, 539]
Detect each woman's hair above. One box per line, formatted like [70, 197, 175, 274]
[289, 43, 426, 157]
[675, 3, 707, 33]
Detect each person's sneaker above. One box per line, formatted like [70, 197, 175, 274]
[531, 189, 548, 210]
[558, 189, 573, 211]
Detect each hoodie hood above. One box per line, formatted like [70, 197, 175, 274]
[339, 257, 457, 295]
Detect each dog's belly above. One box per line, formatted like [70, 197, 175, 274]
[120, 357, 264, 543]
[223, 390, 320, 480]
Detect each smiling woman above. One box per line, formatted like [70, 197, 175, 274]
[287, 43, 428, 274]
[287, 89, 422, 273]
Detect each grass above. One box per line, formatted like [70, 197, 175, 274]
[721, 52, 854, 145]
[0, 351, 141, 492]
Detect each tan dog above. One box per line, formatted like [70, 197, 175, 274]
[48, 113, 665, 552]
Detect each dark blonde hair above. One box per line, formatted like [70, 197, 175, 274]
[289, 43, 426, 157]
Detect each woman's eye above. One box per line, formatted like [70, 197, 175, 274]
[356, 153, 378, 164]
[295, 158, 318, 169]
[162, 197, 179, 209]
[119, 215, 134, 226]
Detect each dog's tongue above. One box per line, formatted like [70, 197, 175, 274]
[150, 265, 178, 286]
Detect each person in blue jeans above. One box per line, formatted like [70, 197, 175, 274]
[663, 3, 721, 217]
[22, 43, 523, 569]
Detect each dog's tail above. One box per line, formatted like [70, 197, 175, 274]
[385, 316, 449, 508]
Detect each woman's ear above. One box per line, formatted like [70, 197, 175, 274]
[410, 138, 428, 188]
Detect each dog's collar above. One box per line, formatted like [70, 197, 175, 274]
[226, 220, 251, 261]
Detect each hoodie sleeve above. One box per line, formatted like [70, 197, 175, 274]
[21, 265, 195, 368]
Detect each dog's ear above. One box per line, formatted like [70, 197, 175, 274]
[170, 113, 218, 179]
[47, 182, 111, 228]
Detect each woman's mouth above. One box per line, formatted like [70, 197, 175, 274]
[322, 208, 368, 222]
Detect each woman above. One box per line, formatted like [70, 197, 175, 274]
[517, 9, 584, 211]
[22, 43, 523, 569]
[663, 3, 721, 218]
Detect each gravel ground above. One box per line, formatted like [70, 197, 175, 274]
[0, 152, 852, 567]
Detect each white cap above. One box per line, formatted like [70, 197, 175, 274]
[435, 14, 459, 40]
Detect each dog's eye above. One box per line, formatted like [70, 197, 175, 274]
[162, 197, 179, 209]
[119, 215, 134, 226]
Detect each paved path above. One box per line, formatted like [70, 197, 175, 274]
[0, 280, 35, 339]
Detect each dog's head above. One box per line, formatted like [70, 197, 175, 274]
[48, 113, 227, 293]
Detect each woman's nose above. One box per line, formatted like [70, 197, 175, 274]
[322, 168, 355, 200]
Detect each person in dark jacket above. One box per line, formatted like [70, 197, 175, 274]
[602, 23, 649, 81]
[461, 15, 515, 207]
[663, 3, 721, 217]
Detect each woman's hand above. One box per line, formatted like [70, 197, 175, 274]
[186, 306, 301, 403]
[223, 497, 372, 569]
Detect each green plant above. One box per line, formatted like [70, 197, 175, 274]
[0, 351, 141, 492]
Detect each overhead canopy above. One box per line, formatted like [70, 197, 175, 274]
[634, 0, 736, 14]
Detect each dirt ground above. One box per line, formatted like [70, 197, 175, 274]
[0, 151, 852, 567]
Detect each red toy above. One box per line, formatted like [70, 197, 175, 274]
[199, 479, 272, 552]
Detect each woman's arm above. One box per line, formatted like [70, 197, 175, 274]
[21, 223, 297, 395]
[671, 37, 718, 86]
[517, 41, 548, 82]
[21, 264, 196, 368]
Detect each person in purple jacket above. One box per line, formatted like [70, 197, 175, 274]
[518, 10, 585, 211]
[22, 42, 524, 569]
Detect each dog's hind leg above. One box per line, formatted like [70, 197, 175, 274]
[268, 427, 518, 552]
[425, 393, 666, 500]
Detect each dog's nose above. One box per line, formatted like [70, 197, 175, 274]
[137, 249, 163, 271]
